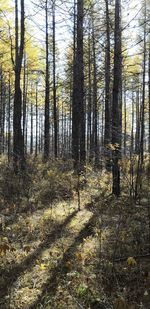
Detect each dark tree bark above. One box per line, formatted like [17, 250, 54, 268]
[130, 86, 135, 155]
[112, 0, 122, 196]
[35, 81, 38, 157]
[0, 69, 4, 155]
[52, 0, 58, 158]
[135, 85, 140, 154]
[78, 0, 85, 167]
[72, 0, 85, 170]
[23, 55, 28, 151]
[72, 0, 79, 168]
[8, 71, 11, 161]
[92, 20, 98, 166]
[13, 0, 25, 172]
[140, 8, 146, 164]
[87, 24, 92, 159]
[1, 71, 6, 154]
[123, 81, 127, 156]
[148, 42, 150, 153]
[104, 0, 111, 167]
[39, 111, 41, 154]
[30, 99, 33, 155]
[44, 0, 50, 160]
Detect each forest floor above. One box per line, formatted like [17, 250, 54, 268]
[0, 158, 150, 309]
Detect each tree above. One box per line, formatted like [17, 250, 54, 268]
[148, 42, 150, 154]
[44, 0, 50, 161]
[92, 16, 98, 166]
[104, 0, 111, 168]
[13, 0, 25, 172]
[52, 0, 58, 158]
[140, 0, 147, 164]
[72, 0, 85, 170]
[112, 0, 122, 196]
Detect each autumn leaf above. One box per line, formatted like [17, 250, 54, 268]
[23, 245, 31, 253]
[0, 243, 10, 256]
[65, 261, 72, 271]
[75, 252, 83, 262]
[39, 263, 47, 271]
[127, 257, 137, 266]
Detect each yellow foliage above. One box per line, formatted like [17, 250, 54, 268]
[47, 170, 54, 177]
[127, 257, 137, 266]
[1, 0, 11, 11]
[107, 143, 120, 151]
[39, 263, 47, 271]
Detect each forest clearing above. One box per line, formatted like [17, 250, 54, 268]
[0, 0, 150, 308]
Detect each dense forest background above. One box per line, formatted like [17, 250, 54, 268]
[0, 0, 150, 308]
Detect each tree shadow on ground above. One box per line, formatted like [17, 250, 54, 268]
[29, 214, 95, 309]
[0, 209, 78, 300]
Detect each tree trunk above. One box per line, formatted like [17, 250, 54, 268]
[123, 81, 127, 156]
[104, 0, 111, 167]
[72, 0, 85, 170]
[148, 41, 150, 153]
[44, 0, 50, 160]
[92, 20, 98, 166]
[30, 99, 33, 155]
[87, 24, 92, 160]
[13, 0, 25, 172]
[112, 0, 122, 196]
[35, 82, 38, 157]
[52, 0, 58, 158]
[140, 2, 146, 164]
[8, 71, 11, 162]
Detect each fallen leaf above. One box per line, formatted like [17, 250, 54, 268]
[127, 257, 137, 266]
[39, 263, 47, 271]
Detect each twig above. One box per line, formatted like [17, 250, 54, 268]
[114, 254, 150, 263]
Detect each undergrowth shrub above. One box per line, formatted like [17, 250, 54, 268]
[0, 160, 32, 212]
[0, 157, 75, 211]
[0, 157, 83, 213]
[35, 163, 74, 206]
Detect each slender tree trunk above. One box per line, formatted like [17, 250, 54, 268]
[140, 2, 146, 164]
[104, 0, 111, 167]
[87, 25, 92, 160]
[0, 69, 3, 154]
[130, 86, 134, 155]
[13, 0, 25, 172]
[123, 81, 127, 156]
[2, 84, 5, 153]
[44, 0, 50, 160]
[130, 87, 135, 197]
[77, 0, 85, 168]
[52, 0, 58, 158]
[72, 0, 79, 168]
[135, 86, 140, 154]
[30, 100, 33, 155]
[112, 0, 122, 196]
[148, 42, 150, 153]
[8, 72, 11, 161]
[39, 111, 41, 154]
[92, 21, 98, 166]
[69, 82, 72, 157]
[25, 105, 28, 154]
[35, 82, 38, 156]
[23, 56, 26, 146]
